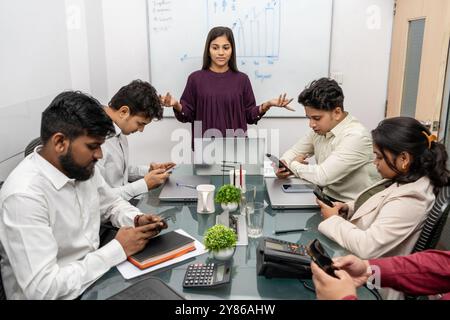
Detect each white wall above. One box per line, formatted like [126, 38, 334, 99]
[0, 0, 394, 180]
[330, 0, 393, 131]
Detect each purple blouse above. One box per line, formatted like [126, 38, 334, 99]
[174, 69, 265, 141]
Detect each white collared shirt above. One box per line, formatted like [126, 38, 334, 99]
[96, 123, 149, 200]
[0, 148, 141, 299]
[281, 114, 381, 202]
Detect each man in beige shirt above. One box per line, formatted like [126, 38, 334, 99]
[276, 78, 380, 202]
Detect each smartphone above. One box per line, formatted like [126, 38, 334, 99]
[306, 239, 337, 277]
[282, 184, 314, 193]
[313, 186, 335, 207]
[165, 167, 175, 174]
[266, 153, 294, 175]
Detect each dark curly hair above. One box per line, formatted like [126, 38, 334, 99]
[298, 78, 344, 111]
[372, 117, 450, 193]
[109, 80, 163, 120]
[41, 91, 115, 143]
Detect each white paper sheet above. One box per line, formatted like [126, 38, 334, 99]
[116, 229, 207, 280]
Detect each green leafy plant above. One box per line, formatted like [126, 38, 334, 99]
[203, 224, 237, 252]
[214, 184, 241, 204]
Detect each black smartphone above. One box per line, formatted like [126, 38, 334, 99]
[266, 153, 294, 175]
[306, 239, 337, 277]
[313, 186, 335, 207]
[282, 184, 314, 193]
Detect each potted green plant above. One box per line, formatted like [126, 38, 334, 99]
[215, 184, 241, 212]
[203, 224, 237, 260]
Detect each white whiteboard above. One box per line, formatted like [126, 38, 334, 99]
[147, 0, 332, 117]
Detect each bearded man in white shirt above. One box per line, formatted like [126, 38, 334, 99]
[276, 78, 380, 202]
[98, 80, 175, 201]
[0, 91, 167, 299]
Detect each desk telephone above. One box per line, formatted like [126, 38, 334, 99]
[256, 237, 335, 279]
[257, 237, 312, 279]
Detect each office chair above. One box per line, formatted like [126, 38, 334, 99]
[412, 185, 450, 253]
[24, 137, 42, 157]
[0, 184, 5, 299]
[404, 185, 450, 300]
[0, 257, 5, 300]
[0, 183, 5, 299]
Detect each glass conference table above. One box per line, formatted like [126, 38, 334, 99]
[82, 165, 375, 300]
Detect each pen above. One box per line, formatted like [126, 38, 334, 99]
[273, 228, 309, 235]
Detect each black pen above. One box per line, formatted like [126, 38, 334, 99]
[273, 228, 309, 235]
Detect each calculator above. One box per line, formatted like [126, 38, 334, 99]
[183, 261, 232, 288]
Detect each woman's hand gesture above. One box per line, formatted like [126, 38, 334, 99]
[160, 92, 182, 112]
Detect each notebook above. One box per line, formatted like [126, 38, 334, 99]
[128, 231, 196, 270]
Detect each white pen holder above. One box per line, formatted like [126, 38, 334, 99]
[229, 169, 246, 191]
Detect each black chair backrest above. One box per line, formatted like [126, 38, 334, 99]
[0, 257, 6, 300]
[0, 183, 5, 299]
[412, 185, 450, 253]
[24, 137, 42, 157]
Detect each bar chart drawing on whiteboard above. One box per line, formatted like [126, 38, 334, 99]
[207, 0, 281, 60]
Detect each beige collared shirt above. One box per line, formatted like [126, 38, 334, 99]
[0, 148, 141, 299]
[96, 123, 149, 200]
[281, 114, 380, 201]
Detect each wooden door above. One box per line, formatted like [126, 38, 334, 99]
[386, 0, 450, 135]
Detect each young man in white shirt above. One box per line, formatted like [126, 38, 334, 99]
[98, 80, 175, 201]
[0, 91, 167, 299]
[276, 78, 380, 202]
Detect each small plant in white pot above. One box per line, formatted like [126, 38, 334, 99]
[215, 184, 241, 213]
[203, 224, 237, 260]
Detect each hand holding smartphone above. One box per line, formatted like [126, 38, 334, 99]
[306, 239, 337, 277]
[266, 153, 294, 175]
[313, 186, 335, 207]
[165, 167, 174, 174]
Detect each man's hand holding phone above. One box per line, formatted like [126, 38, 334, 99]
[149, 162, 176, 172]
[115, 214, 168, 257]
[135, 213, 168, 231]
[266, 153, 295, 178]
[274, 160, 293, 179]
[144, 168, 170, 190]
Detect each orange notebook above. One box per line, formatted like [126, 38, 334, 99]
[128, 231, 196, 270]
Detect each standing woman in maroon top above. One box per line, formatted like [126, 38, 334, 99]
[160, 26, 294, 142]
